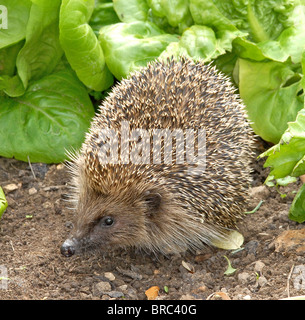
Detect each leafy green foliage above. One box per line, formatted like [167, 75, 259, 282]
[0, 0, 32, 49]
[17, 0, 63, 91]
[289, 183, 305, 222]
[59, 0, 113, 91]
[260, 102, 305, 222]
[259, 51, 305, 222]
[99, 21, 179, 79]
[0, 66, 94, 163]
[237, 59, 304, 143]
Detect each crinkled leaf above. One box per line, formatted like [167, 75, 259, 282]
[16, 0, 63, 90]
[89, 2, 120, 36]
[0, 41, 24, 77]
[0, 75, 25, 97]
[260, 108, 305, 178]
[233, 37, 287, 62]
[238, 58, 304, 143]
[261, 51, 305, 178]
[259, 45, 305, 231]
[0, 0, 32, 49]
[0, 67, 94, 163]
[179, 25, 226, 61]
[189, 0, 247, 52]
[99, 21, 179, 79]
[289, 183, 305, 223]
[59, 0, 113, 91]
[0, 41, 25, 97]
[113, 0, 149, 22]
[233, 4, 305, 64]
[199, 0, 295, 42]
[158, 42, 191, 61]
[148, 0, 193, 33]
[189, 0, 242, 33]
[180, 25, 218, 59]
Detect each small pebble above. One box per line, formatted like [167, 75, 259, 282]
[3, 183, 19, 192]
[104, 272, 115, 281]
[29, 187, 37, 195]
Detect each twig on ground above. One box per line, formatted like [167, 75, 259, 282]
[27, 156, 36, 180]
[286, 264, 295, 298]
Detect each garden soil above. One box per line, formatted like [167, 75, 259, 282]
[1, 139, 305, 300]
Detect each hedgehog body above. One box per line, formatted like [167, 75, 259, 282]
[61, 57, 254, 257]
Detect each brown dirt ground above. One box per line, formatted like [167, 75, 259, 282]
[1, 141, 305, 300]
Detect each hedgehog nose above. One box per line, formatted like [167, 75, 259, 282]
[61, 238, 77, 257]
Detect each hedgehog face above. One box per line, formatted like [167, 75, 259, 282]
[61, 186, 165, 256]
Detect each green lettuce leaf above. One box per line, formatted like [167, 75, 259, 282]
[16, 0, 63, 91]
[99, 21, 179, 79]
[0, 75, 25, 97]
[0, 41, 24, 77]
[148, 0, 193, 33]
[0, 41, 25, 97]
[158, 24, 230, 63]
[113, 0, 149, 22]
[179, 25, 228, 61]
[0, 66, 95, 163]
[260, 52, 305, 223]
[289, 183, 305, 223]
[207, 0, 295, 42]
[238, 58, 304, 143]
[189, 0, 247, 52]
[158, 42, 190, 61]
[0, 0, 32, 49]
[260, 107, 305, 179]
[0, 187, 8, 219]
[233, 3, 305, 64]
[89, 2, 120, 36]
[59, 0, 113, 91]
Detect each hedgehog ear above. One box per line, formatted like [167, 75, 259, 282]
[144, 191, 162, 213]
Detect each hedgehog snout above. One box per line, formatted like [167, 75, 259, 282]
[60, 238, 79, 257]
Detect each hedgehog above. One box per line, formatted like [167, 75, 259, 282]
[60, 57, 255, 257]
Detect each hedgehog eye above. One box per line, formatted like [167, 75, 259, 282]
[100, 216, 114, 227]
